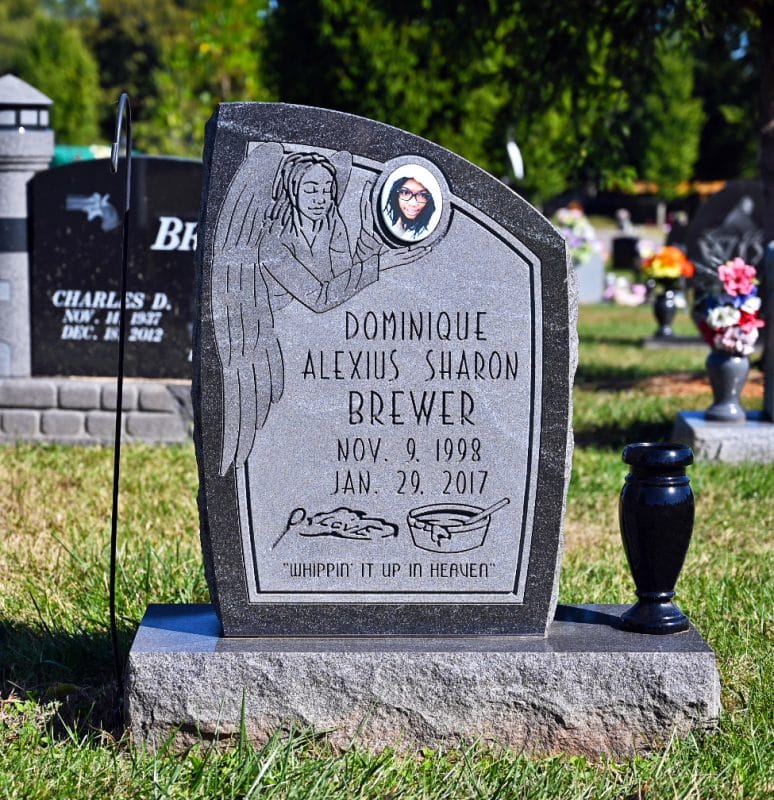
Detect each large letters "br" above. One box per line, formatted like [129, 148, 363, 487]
[150, 216, 198, 251]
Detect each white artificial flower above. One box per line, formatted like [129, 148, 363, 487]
[637, 239, 656, 259]
[707, 305, 741, 329]
[555, 208, 574, 225]
[741, 295, 762, 314]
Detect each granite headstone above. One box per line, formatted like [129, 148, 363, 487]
[125, 104, 720, 754]
[612, 236, 640, 271]
[670, 192, 774, 461]
[685, 180, 765, 293]
[193, 103, 576, 637]
[575, 253, 605, 304]
[28, 155, 201, 378]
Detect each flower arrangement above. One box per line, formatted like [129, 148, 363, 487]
[641, 245, 695, 282]
[698, 258, 765, 355]
[551, 206, 601, 265]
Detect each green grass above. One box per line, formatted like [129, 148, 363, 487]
[1, 304, 772, 798]
[578, 304, 706, 385]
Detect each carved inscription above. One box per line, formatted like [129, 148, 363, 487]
[49, 288, 172, 344]
[208, 143, 542, 603]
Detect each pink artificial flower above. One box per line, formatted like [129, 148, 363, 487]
[714, 327, 758, 355]
[718, 258, 757, 297]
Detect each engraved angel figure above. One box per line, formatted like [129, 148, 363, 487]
[212, 144, 428, 475]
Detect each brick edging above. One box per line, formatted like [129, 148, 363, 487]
[0, 377, 192, 444]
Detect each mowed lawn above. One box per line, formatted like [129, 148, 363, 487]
[1, 304, 772, 799]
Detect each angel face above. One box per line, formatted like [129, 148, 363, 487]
[297, 164, 335, 221]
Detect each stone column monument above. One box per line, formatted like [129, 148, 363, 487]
[0, 74, 53, 376]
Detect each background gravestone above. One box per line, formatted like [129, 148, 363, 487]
[671, 186, 774, 461]
[685, 180, 765, 294]
[193, 103, 576, 637]
[612, 236, 640, 271]
[575, 253, 605, 304]
[28, 155, 201, 378]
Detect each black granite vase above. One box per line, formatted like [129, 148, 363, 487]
[705, 349, 749, 423]
[619, 443, 694, 634]
[653, 281, 677, 338]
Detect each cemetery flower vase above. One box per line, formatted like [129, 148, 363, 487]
[619, 443, 694, 634]
[705, 349, 749, 423]
[653, 280, 677, 338]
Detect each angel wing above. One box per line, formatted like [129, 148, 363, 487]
[330, 150, 352, 199]
[212, 142, 285, 475]
[214, 142, 284, 255]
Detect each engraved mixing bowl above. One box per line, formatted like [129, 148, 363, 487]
[406, 503, 490, 554]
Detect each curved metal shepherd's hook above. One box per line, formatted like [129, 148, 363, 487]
[108, 93, 132, 712]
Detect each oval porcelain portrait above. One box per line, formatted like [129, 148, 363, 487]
[379, 163, 444, 244]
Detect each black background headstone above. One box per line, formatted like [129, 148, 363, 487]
[612, 236, 640, 271]
[685, 180, 765, 295]
[28, 156, 201, 378]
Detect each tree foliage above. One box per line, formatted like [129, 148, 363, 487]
[137, 0, 273, 158]
[0, 0, 764, 205]
[691, 24, 759, 180]
[83, 0, 204, 140]
[0, 1, 100, 143]
[262, 1, 716, 202]
[632, 38, 706, 198]
[265, 1, 510, 175]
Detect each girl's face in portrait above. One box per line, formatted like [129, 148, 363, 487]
[297, 164, 334, 221]
[397, 178, 432, 222]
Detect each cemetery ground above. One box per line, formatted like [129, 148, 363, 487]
[1, 305, 771, 799]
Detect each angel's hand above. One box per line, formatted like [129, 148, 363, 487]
[355, 230, 382, 263]
[356, 179, 385, 260]
[379, 245, 431, 271]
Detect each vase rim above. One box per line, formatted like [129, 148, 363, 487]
[622, 442, 694, 468]
[708, 349, 749, 358]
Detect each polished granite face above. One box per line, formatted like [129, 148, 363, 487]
[132, 604, 716, 654]
[28, 156, 201, 378]
[193, 103, 576, 636]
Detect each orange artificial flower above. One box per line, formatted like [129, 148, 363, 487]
[642, 246, 694, 280]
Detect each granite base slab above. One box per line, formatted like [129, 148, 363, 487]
[125, 603, 720, 757]
[672, 410, 774, 463]
[642, 335, 706, 349]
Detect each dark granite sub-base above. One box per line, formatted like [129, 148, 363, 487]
[672, 410, 774, 463]
[125, 603, 721, 757]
